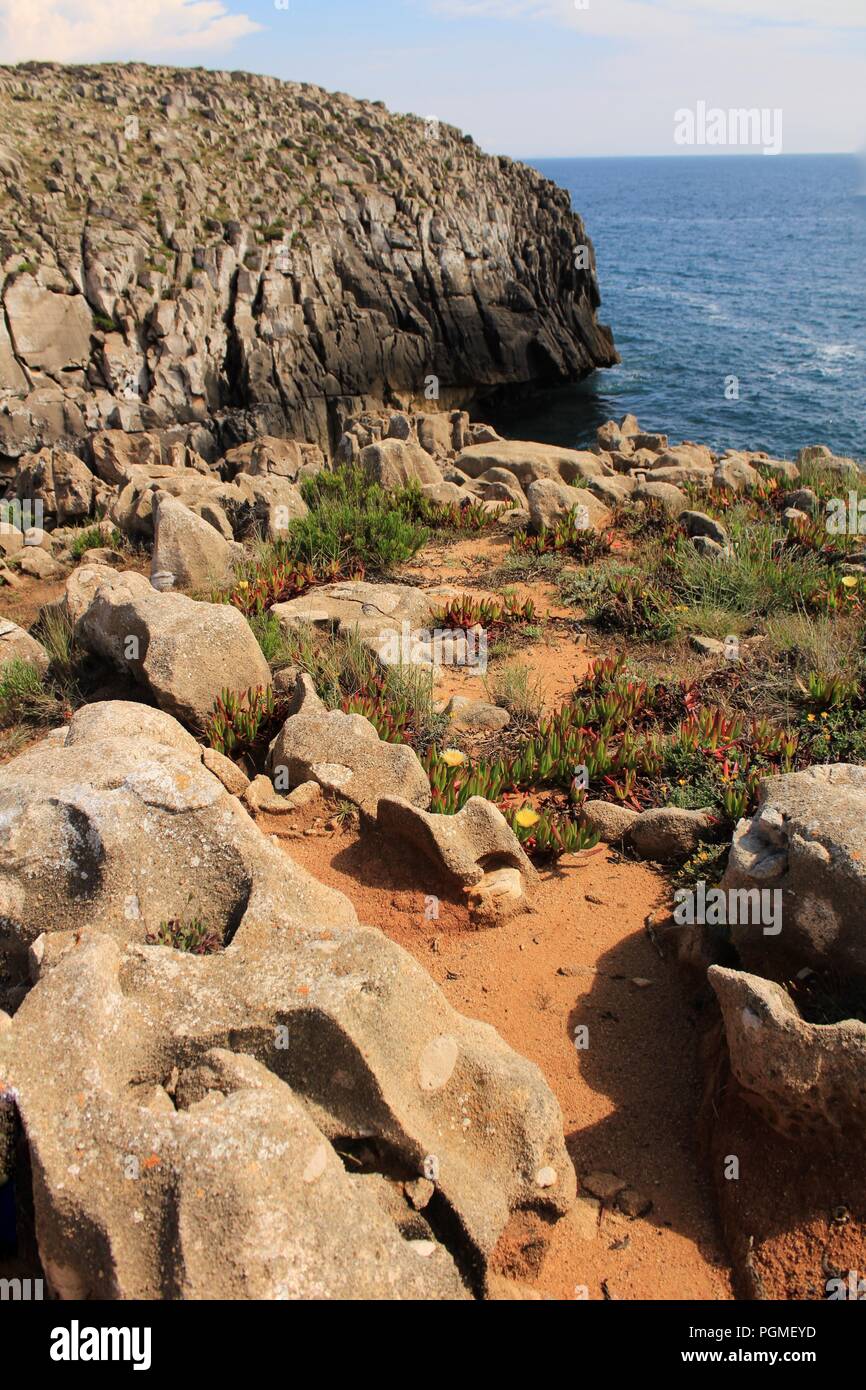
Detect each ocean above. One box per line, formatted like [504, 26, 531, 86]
[488, 154, 866, 463]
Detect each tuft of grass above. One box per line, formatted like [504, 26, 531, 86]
[0, 659, 67, 727]
[664, 521, 827, 617]
[485, 661, 545, 722]
[69, 524, 116, 559]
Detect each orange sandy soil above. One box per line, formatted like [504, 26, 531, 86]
[279, 816, 733, 1301]
[401, 532, 594, 708]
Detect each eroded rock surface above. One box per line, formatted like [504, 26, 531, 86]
[0, 62, 616, 462]
[0, 701, 576, 1298]
[722, 764, 866, 981]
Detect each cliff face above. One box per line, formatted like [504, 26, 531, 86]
[0, 62, 617, 462]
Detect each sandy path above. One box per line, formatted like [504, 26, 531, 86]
[283, 824, 732, 1300]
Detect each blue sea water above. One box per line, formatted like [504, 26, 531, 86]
[491, 155, 866, 462]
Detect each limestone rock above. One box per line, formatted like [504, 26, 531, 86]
[360, 439, 442, 490]
[68, 565, 271, 726]
[151, 493, 237, 592]
[268, 677, 430, 818]
[0, 702, 575, 1299]
[377, 794, 537, 922]
[526, 478, 611, 533]
[709, 964, 866, 1138]
[580, 800, 638, 843]
[457, 441, 611, 488]
[721, 764, 866, 982]
[3, 274, 92, 376]
[630, 806, 715, 862]
[0, 65, 616, 455]
[271, 580, 434, 666]
[0, 617, 50, 673]
[679, 510, 728, 545]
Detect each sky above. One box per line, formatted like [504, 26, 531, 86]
[1, 0, 865, 159]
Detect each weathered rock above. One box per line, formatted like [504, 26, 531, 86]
[473, 468, 528, 509]
[714, 457, 761, 494]
[231, 471, 308, 540]
[691, 534, 728, 559]
[457, 441, 611, 488]
[360, 439, 442, 490]
[0, 702, 575, 1299]
[580, 800, 638, 843]
[91, 431, 163, 486]
[444, 696, 510, 731]
[151, 493, 237, 592]
[721, 764, 866, 982]
[632, 480, 688, 514]
[709, 964, 866, 1138]
[679, 510, 728, 545]
[68, 565, 270, 726]
[16, 546, 63, 579]
[781, 487, 819, 517]
[0, 699, 351, 955]
[271, 580, 435, 666]
[630, 806, 715, 861]
[0, 617, 50, 673]
[3, 274, 92, 376]
[587, 474, 635, 507]
[201, 745, 251, 796]
[689, 634, 728, 657]
[0, 65, 616, 454]
[268, 676, 430, 818]
[526, 478, 611, 533]
[14, 447, 95, 522]
[377, 794, 537, 922]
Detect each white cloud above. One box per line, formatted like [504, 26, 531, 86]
[0, 0, 262, 64]
[425, 0, 866, 154]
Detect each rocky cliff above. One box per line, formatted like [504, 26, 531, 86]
[0, 61, 617, 466]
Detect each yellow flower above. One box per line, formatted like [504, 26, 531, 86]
[806, 713, 816, 722]
[441, 748, 466, 767]
[821, 711, 829, 719]
[514, 807, 540, 829]
[238, 580, 249, 589]
[841, 575, 859, 589]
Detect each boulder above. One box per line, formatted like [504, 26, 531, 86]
[473, 468, 528, 509]
[360, 439, 441, 489]
[16, 546, 63, 579]
[456, 441, 612, 487]
[709, 965, 866, 1138]
[632, 480, 688, 514]
[679, 510, 728, 545]
[526, 479, 611, 534]
[271, 580, 435, 667]
[222, 435, 321, 482]
[0, 703, 574, 1297]
[14, 447, 95, 523]
[630, 806, 715, 861]
[68, 566, 271, 727]
[651, 443, 714, 472]
[232, 471, 308, 540]
[0, 617, 50, 674]
[267, 675, 431, 818]
[580, 800, 638, 843]
[444, 696, 510, 732]
[721, 764, 866, 982]
[377, 794, 537, 922]
[151, 493, 237, 592]
[90, 430, 163, 486]
[713, 457, 761, 494]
